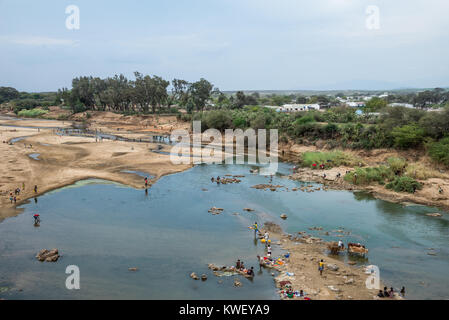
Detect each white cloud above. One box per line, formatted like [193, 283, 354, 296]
[0, 35, 79, 47]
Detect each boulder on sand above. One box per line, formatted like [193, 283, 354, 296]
[326, 264, 339, 272]
[36, 249, 60, 262]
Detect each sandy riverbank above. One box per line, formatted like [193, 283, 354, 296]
[258, 223, 394, 300]
[0, 117, 192, 221]
[279, 142, 449, 212]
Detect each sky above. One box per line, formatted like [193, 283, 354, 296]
[0, 0, 448, 92]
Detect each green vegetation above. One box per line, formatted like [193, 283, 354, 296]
[391, 124, 425, 149]
[3, 83, 449, 168]
[301, 151, 362, 168]
[17, 108, 49, 118]
[344, 166, 394, 185]
[428, 137, 449, 166]
[343, 156, 425, 193]
[386, 176, 422, 193]
[365, 97, 387, 111]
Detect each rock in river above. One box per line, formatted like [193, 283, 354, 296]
[190, 272, 199, 280]
[36, 248, 60, 262]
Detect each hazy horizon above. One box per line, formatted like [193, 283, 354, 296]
[1, 0, 448, 92]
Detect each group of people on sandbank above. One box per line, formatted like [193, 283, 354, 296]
[7, 183, 38, 205]
[377, 286, 406, 299]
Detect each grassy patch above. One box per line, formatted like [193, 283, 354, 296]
[344, 166, 395, 185]
[405, 163, 441, 180]
[17, 108, 48, 118]
[301, 151, 362, 168]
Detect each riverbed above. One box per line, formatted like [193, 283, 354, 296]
[0, 162, 448, 299]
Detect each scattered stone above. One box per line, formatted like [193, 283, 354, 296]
[251, 184, 285, 191]
[327, 285, 341, 293]
[128, 267, 139, 272]
[190, 272, 199, 280]
[234, 279, 242, 287]
[263, 222, 283, 233]
[208, 207, 224, 215]
[208, 264, 220, 271]
[280, 214, 288, 220]
[344, 278, 354, 285]
[36, 248, 59, 262]
[243, 208, 254, 212]
[219, 178, 241, 184]
[201, 274, 208, 281]
[326, 264, 339, 272]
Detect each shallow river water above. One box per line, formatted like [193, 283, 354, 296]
[0, 162, 448, 299]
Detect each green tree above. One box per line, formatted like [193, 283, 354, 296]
[0, 87, 20, 103]
[189, 78, 214, 112]
[391, 124, 425, 149]
[365, 97, 387, 111]
[429, 137, 449, 166]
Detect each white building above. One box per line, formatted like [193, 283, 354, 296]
[388, 103, 415, 109]
[278, 104, 320, 112]
[346, 101, 366, 108]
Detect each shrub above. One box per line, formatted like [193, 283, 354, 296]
[391, 124, 425, 149]
[386, 176, 422, 193]
[203, 110, 232, 132]
[295, 113, 315, 125]
[344, 166, 394, 185]
[387, 157, 407, 175]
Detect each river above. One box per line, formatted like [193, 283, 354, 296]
[0, 162, 448, 299]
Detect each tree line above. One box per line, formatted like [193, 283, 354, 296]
[55, 73, 218, 114]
